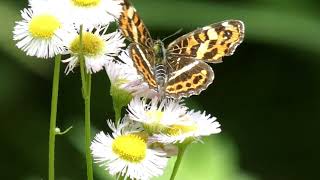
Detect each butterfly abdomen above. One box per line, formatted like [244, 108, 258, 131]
[155, 63, 167, 88]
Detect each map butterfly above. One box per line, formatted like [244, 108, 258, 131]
[118, 0, 245, 99]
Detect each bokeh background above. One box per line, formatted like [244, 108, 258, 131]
[1, 0, 320, 179]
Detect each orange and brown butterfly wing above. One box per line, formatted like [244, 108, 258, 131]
[165, 57, 214, 98]
[167, 20, 244, 62]
[119, 0, 157, 89]
[129, 43, 157, 89]
[118, 0, 153, 48]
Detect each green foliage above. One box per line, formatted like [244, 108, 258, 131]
[1, 0, 319, 179]
[155, 137, 256, 180]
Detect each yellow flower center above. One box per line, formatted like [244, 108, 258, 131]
[114, 78, 129, 87]
[28, 14, 61, 39]
[112, 134, 147, 163]
[166, 124, 197, 136]
[131, 132, 149, 142]
[143, 111, 167, 133]
[146, 111, 164, 123]
[72, 0, 101, 7]
[70, 32, 104, 56]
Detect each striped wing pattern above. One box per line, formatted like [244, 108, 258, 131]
[129, 43, 157, 88]
[167, 20, 244, 62]
[118, 0, 245, 98]
[118, 0, 153, 48]
[165, 57, 214, 98]
[119, 0, 157, 89]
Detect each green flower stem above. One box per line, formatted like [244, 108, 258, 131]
[114, 104, 122, 125]
[79, 25, 87, 96]
[79, 25, 94, 180]
[48, 54, 61, 180]
[169, 145, 188, 180]
[84, 73, 93, 180]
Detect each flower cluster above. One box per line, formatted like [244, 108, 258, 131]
[91, 97, 221, 179]
[14, 0, 223, 179]
[13, 0, 124, 73]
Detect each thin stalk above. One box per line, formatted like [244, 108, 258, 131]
[48, 54, 61, 180]
[169, 145, 187, 180]
[110, 85, 122, 125]
[114, 104, 122, 125]
[84, 73, 93, 180]
[79, 25, 94, 180]
[79, 25, 87, 96]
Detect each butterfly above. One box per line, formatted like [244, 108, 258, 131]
[118, 0, 245, 99]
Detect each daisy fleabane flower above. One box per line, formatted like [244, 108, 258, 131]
[128, 97, 189, 133]
[105, 51, 158, 98]
[128, 97, 221, 144]
[63, 26, 125, 74]
[13, 0, 72, 58]
[91, 119, 168, 180]
[152, 110, 222, 144]
[56, 0, 123, 27]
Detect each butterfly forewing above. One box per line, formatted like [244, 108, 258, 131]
[129, 43, 157, 88]
[165, 57, 214, 98]
[167, 20, 244, 62]
[119, 0, 153, 48]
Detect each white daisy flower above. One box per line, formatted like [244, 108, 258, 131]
[152, 110, 222, 144]
[105, 51, 158, 98]
[128, 97, 221, 143]
[128, 97, 188, 133]
[63, 26, 125, 74]
[13, 0, 72, 59]
[56, 0, 123, 27]
[91, 119, 168, 180]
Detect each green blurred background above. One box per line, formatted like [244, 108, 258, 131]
[1, 0, 319, 179]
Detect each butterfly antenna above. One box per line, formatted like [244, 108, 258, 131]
[107, 11, 120, 23]
[162, 28, 183, 42]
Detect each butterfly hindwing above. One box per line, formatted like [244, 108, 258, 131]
[165, 57, 214, 98]
[167, 20, 244, 62]
[129, 43, 157, 88]
[119, 0, 153, 48]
